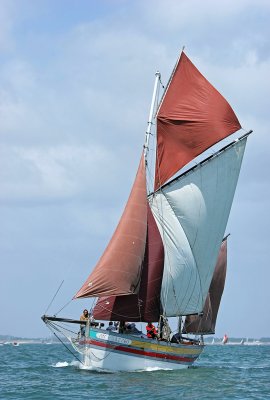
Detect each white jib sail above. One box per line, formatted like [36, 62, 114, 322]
[150, 137, 247, 317]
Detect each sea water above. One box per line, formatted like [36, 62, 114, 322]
[0, 343, 270, 399]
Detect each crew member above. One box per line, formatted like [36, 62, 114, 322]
[80, 309, 89, 337]
[146, 322, 157, 339]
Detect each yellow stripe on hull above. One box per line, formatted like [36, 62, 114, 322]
[130, 339, 202, 355]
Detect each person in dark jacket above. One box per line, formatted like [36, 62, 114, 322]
[106, 321, 114, 331]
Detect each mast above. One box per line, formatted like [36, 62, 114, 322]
[144, 71, 161, 166]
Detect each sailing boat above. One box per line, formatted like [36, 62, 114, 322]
[42, 51, 251, 371]
[222, 334, 229, 345]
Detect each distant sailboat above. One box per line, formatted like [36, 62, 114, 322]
[222, 334, 229, 345]
[42, 50, 251, 371]
[244, 338, 262, 346]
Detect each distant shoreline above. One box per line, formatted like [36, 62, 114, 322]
[0, 339, 59, 345]
[1, 336, 270, 346]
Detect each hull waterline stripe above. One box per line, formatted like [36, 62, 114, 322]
[84, 339, 197, 363]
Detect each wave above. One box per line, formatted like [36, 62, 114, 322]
[52, 361, 70, 368]
[52, 360, 112, 373]
[136, 366, 173, 372]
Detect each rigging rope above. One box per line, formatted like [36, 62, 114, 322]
[159, 75, 165, 90]
[44, 280, 64, 315]
[54, 299, 73, 316]
[46, 322, 84, 365]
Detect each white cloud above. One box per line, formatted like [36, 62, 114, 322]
[0, 143, 128, 203]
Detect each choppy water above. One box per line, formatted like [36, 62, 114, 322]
[0, 343, 270, 399]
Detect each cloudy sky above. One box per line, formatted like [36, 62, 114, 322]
[0, 0, 269, 339]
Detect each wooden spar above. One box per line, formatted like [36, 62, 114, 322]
[149, 130, 253, 197]
[41, 315, 86, 325]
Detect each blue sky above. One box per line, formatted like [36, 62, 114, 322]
[0, 0, 269, 339]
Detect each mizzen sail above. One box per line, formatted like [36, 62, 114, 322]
[74, 155, 148, 298]
[155, 52, 241, 190]
[182, 237, 228, 334]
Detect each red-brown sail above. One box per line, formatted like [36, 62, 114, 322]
[182, 238, 227, 334]
[155, 52, 241, 190]
[93, 205, 164, 321]
[74, 155, 148, 298]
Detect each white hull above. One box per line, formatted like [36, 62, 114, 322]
[72, 329, 203, 372]
[83, 346, 188, 371]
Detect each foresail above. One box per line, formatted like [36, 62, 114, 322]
[150, 136, 247, 317]
[155, 52, 241, 190]
[74, 154, 148, 298]
[182, 238, 227, 334]
[92, 205, 164, 321]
